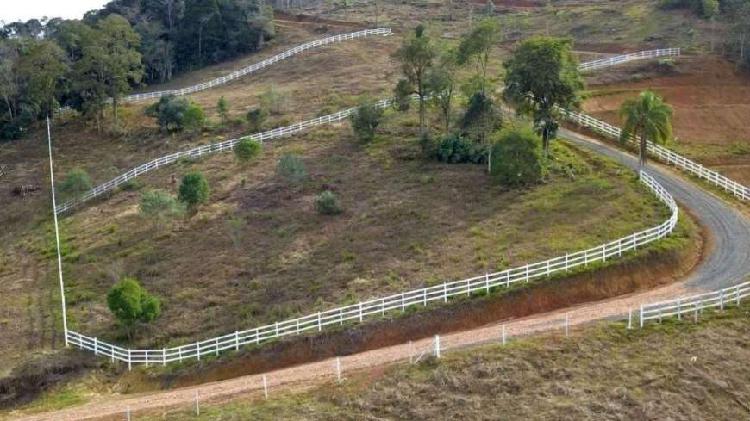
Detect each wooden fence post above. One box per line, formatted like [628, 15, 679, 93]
[263, 375, 268, 400]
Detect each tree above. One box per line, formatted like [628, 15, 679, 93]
[58, 168, 92, 200]
[217, 95, 229, 125]
[107, 277, 161, 340]
[490, 126, 544, 187]
[234, 137, 262, 162]
[15, 40, 68, 118]
[139, 190, 183, 228]
[727, 3, 750, 68]
[393, 24, 436, 134]
[503, 37, 583, 158]
[460, 91, 501, 145]
[350, 100, 384, 143]
[457, 18, 500, 95]
[178, 172, 210, 209]
[427, 49, 457, 133]
[619, 90, 673, 171]
[246, 107, 267, 132]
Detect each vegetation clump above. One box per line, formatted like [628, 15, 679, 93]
[350, 100, 384, 143]
[178, 172, 210, 209]
[139, 190, 183, 228]
[490, 127, 545, 187]
[436, 134, 487, 164]
[246, 107, 268, 132]
[277, 153, 307, 185]
[106, 277, 161, 340]
[315, 190, 343, 215]
[234, 138, 262, 163]
[57, 168, 92, 200]
[146, 95, 205, 132]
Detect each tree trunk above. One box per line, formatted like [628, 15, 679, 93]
[639, 132, 648, 173]
[113, 97, 118, 129]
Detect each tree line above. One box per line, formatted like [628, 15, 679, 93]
[0, 0, 274, 140]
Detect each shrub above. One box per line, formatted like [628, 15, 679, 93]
[490, 127, 545, 187]
[145, 95, 205, 132]
[217, 96, 230, 125]
[436, 134, 487, 164]
[260, 84, 288, 115]
[58, 168, 92, 199]
[315, 190, 342, 215]
[350, 100, 384, 143]
[461, 91, 501, 142]
[234, 138, 262, 163]
[276, 153, 307, 184]
[178, 172, 210, 208]
[139, 190, 183, 227]
[106, 277, 161, 340]
[246, 107, 268, 132]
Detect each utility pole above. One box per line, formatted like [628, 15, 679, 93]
[47, 117, 68, 346]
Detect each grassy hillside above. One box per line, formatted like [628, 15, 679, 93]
[133, 293, 750, 420]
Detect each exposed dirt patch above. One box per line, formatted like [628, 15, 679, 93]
[584, 55, 750, 185]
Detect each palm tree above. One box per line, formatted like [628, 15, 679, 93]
[619, 90, 673, 172]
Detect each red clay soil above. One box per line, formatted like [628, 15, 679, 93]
[136, 232, 702, 392]
[584, 55, 750, 185]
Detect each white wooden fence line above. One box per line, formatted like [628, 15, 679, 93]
[560, 109, 750, 201]
[640, 281, 750, 326]
[578, 48, 680, 72]
[65, 170, 678, 367]
[122, 28, 392, 103]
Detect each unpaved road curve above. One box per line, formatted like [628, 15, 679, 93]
[13, 131, 750, 421]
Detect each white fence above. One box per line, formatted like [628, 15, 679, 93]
[65, 171, 678, 368]
[123, 28, 392, 103]
[640, 281, 750, 326]
[561, 109, 750, 201]
[578, 48, 680, 72]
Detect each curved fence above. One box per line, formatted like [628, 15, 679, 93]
[640, 280, 750, 326]
[65, 171, 678, 368]
[123, 28, 392, 103]
[561, 109, 750, 201]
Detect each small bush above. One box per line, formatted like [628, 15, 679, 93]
[107, 277, 161, 340]
[276, 154, 307, 184]
[217, 96, 230, 125]
[436, 134, 487, 164]
[139, 190, 183, 227]
[145, 95, 205, 132]
[350, 100, 384, 143]
[490, 127, 545, 187]
[178, 172, 210, 208]
[260, 84, 289, 115]
[315, 190, 342, 215]
[58, 168, 92, 199]
[234, 138, 262, 163]
[246, 107, 268, 132]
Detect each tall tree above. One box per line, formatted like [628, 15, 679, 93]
[457, 18, 500, 95]
[16, 39, 68, 117]
[392, 24, 436, 134]
[427, 51, 457, 133]
[619, 90, 673, 172]
[503, 36, 583, 158]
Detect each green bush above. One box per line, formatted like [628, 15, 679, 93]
[217, 96, 230, 125]
[315, 190, 342, 215]
[276, 153, 307, 184]
[246, 107, 268, 132]
[350, 100, 384, 143]
[106, 277, 161, 340]
[178, 172, 210, 208]
[436, 134, 488, 164]
[58, 168, 92, 199]
[234, 138, 262, 163]
[460, 92, 501, 142]
[145, 95, 205, 132]
[139, 190, 183, 227]
[490, 127, 545, 187]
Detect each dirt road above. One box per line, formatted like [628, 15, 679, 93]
[14, 129, 750, 421]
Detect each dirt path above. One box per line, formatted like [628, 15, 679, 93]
[14, 131, 750, 420]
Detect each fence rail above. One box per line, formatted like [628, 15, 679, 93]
[65, 170, 678, 367]
[561, 109, 750, 201]
[122, 28, 392, 103]
[578, 48, 680, 72]
[640, 281, 750, 326]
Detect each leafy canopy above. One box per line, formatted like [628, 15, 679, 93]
[490, 126, 545, 187]
[106, 277, 161, 339]
[350, 100, 384, 143]
[619, 90, 673, 169]
[178, 172, 210, 208]
[234, 138, 262, 162]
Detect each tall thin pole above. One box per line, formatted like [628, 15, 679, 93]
[47, 117, 68, 346]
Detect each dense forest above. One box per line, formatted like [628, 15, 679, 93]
[0, 0, 274, 140]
